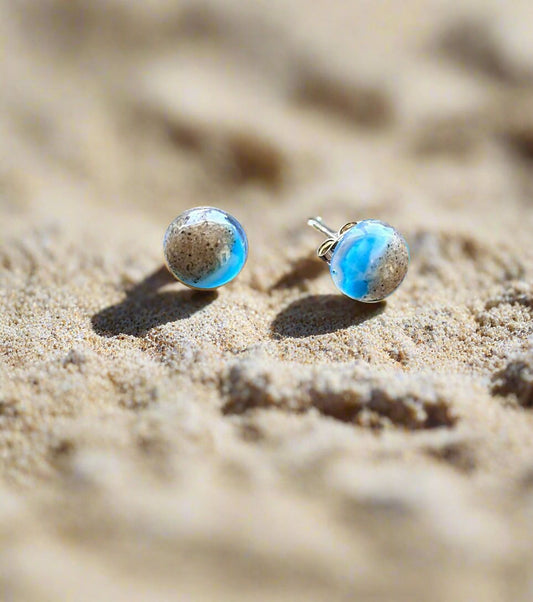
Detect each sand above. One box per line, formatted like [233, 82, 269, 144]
[3, 0, 533, 600]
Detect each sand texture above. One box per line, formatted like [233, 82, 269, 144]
[3, 1, 533, 600]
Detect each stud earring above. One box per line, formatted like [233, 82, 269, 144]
[164, 207, 248, 290]
[307, 217, 409, 303]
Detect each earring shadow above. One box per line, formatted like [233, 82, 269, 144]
[91, 266, 217, 337]
[270, 294, 385, 338]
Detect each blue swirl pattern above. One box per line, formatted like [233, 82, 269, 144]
[329, 220, 409, 302]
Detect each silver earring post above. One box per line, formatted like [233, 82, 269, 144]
[307, 217, 337, 238]
[307, 217, 358, 262]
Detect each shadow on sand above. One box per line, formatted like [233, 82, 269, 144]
[91, 266, 217, 337]
[270, 294, 385, 338]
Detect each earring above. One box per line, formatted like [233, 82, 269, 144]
[307, 217, 409, 303]
[164, 207, 248, 290]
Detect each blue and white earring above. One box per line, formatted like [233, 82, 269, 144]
[308, 217, 409, 302]
[164, 207, 248, 290]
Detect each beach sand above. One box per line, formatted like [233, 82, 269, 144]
[3, 1, 533, 599]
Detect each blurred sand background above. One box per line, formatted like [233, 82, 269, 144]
[3, 0, 533, 600]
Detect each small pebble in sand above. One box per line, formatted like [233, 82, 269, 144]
[163, 207, 248, 289]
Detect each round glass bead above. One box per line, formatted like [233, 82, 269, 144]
[163, 207, 248, 289]
[329, 220, 409, 302]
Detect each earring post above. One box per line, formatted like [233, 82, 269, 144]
[307, 217, 337, 238]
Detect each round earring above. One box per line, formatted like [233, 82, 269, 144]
[307, 217, 409, 303]
[163, 207, 248, 290]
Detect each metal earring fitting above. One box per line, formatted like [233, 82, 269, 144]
[164, 207, 248, 290]
[307, 217, 409, 303]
